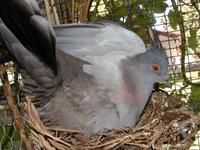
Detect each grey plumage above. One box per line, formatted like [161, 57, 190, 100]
[0, 0, 168, 135]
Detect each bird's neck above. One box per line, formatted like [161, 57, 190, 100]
[120, 61, 153, 105]
[119, 76, 152, 105]
[114, 69, 153, 124]
[113, 78, 152, 127]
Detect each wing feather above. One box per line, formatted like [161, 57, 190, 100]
[55, 23, 147, 89]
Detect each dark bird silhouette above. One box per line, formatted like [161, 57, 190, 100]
[0, 0, 168, 135]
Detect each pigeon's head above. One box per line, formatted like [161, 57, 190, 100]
[135, 48, 168, 84]
[121, 48, 168, 91]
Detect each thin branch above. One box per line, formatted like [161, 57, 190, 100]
[190, 0, 200, 19]
[59, 0, 72, 23]
[0, 64, 32, 150]
[89, 0, 101, 21]
[171, 0, 200, 86]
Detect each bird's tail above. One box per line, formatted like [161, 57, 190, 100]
[0, 0, 57, 74]
[0, 0, 61, 106]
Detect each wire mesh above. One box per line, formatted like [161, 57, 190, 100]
[0, 63, 24, 150]
[51, 0, 200, 108]
[0, 0, 199, 149]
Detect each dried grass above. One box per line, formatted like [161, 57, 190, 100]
[26, 92, 200, 150]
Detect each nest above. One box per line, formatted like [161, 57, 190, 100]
[25, 92, 200, 150]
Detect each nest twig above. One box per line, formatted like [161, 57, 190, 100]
[25, 92, 200, 150]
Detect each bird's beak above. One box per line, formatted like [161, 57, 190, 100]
[159, 77, 171, 88]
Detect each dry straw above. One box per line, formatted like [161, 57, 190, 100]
[26, 92, 200, 150]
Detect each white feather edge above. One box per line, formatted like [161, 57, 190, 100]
[55, 23, 147, 89]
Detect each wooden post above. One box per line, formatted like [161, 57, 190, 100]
[50, 0, 60, 25]
[71, 0, 76, 23]
[43, 0, 53, 24]
[79, 0, 93, 23]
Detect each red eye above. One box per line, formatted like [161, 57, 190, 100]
[151, 64, 160, 73]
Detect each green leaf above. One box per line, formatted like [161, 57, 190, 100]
[143, 0, 154, 10]
[131, 27, 148, 39]
[188, 85, 200, 112]
[136, 12, 151, 25]
[168, 10, 178, 30]
[154, 0, 168, 13]
[114, 6, 128, 19]
[188, 28, 198, 50]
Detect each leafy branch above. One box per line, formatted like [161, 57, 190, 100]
[171, 0, 200, 86]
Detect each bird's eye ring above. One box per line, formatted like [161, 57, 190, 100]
[151, 64, 160, 73]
